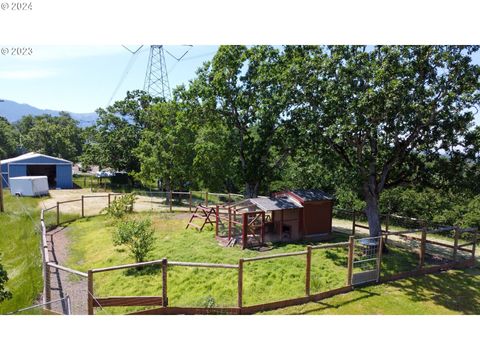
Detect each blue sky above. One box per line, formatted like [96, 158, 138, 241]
[0, 45, 479, 125]
[0, 45, 219, 113]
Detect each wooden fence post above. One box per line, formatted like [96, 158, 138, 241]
[162, 258, 168, 307]
[228, 193, 231, 203]
[347, 236, 354, 286]
[56, 202, 60, 226]
[205, 191, 209, 207]
[238, 259, 244, 310]
[87, 270, 94, 315]
[169, 190, 173, 212]
[305, 245, 312, 296]
[419, 228, 427, 268]
[228, 207, 232, 242]
[44, 264, 51, 310]
[261, 211, 265, 244]
[189, 191, 192, 213]
[472, 231, 477, 264]
[215, 205, 219, 237]
[376, 236, 384, 282]
[242, 213, 248, 249]
[453, 227, 459, 262]
[81, 195, 84, 217]
[108, 193, 111, 208]
[385, 212, 390, 244]
[352, 211, 356, 236]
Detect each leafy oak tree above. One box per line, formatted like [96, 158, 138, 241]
[0, 117, 19, 159]
[134, 99, 196, 192]
[15, 113, 83, 161]
[81, 90, 162, 174]
[190, 45, 297, 197]
[291, 45, 480, 238]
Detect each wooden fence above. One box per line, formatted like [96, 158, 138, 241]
[39, 195, 478, 315]
[86, 241, 352, 315]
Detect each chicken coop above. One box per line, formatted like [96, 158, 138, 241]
[215, 189, 333, 249]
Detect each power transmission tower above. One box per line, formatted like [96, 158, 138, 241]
[144, 45, 170, 100]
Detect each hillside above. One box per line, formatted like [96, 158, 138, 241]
[0, 100, 98, 126]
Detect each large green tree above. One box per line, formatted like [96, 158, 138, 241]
[292, 45, 480, 237]
[0, 117, 19, 159]
[15, 112, 84, 161]
[134, 100, 196, 191]
[190, 45, 297, 197]
[81, 90, 161, 173]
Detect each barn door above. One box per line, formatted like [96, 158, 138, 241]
[351, 236, 383, 286]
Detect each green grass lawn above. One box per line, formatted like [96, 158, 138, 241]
[0, 193, 44, 314]
[62, 211, 476, 315]
[263, 267, 480, 314]
[67, 213, 353, 313]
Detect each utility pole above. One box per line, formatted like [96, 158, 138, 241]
[144, 45, 171, 100]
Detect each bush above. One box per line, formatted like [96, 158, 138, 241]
[113, 219, 155, 263]
[102, 193, 136, 219]
[0, 255, 12, 303]
[199, 295, 217, 308]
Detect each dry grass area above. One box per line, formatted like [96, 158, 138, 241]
[39, 189, 189, 216]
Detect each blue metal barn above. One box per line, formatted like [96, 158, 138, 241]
[1, 152, 73, 189]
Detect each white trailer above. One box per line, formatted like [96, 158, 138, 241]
[9, 176, 49, 197]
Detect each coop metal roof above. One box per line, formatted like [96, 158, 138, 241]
[250, 197, 303, 211]
[290, 189, 333, 201]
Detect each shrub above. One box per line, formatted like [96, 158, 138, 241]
[113, 219, 155, 263]
[199, 295, 217, 308]
[102, 193, 136, 219]
[0, 255, 12, 303]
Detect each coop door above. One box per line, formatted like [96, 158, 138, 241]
[351, 237, 382, 286]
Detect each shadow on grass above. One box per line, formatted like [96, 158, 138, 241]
[125, 264, 162, 277]
[387, 266, 480, 314]
[381, 246, 420, 276]
[288, 288, 381, 315]
[262, 232, 351, 252]
[324, 250, 347, 267]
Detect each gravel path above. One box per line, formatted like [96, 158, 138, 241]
[46, 226, 88, 315]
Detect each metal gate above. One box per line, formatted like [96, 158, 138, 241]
[351, 236, 383, 286]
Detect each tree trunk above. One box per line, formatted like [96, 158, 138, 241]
[364, 191, 382, 238]
[165, 178, 171, 202]
[245, 182, 259, 198]
[364, 184, 388, 253]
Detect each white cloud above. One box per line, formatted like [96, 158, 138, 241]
[0, 69, 58, 79]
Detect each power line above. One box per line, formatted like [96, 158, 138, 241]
[106, 47, 145, 107]
[165, 46, 193, 62]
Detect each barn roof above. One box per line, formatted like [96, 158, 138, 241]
[0, 152, 72, 165]
[250, 197, 303, 211]
[289, 189, 333, 201]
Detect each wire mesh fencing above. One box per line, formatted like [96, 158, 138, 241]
[7, 296, 72, 315]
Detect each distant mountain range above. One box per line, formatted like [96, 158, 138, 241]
[0, 99, 98, 126]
